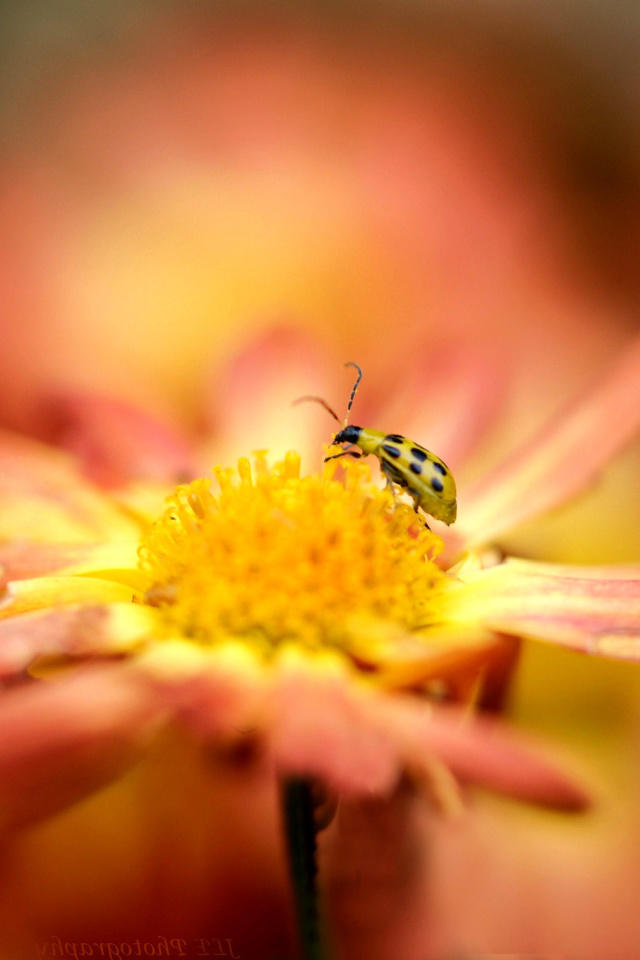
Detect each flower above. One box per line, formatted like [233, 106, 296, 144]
[2, 6, 640, 956]
[2, 327, 640, 956]
[0, 424, 586, 813]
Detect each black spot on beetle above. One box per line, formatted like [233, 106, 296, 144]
[385, 434, 405, 443]
[431, 477, 444, 492]
[382, 443, 401, 458]
[410, 447, 428, 462]
[433, 461, 447, 475]
[409, 461, 422, 475]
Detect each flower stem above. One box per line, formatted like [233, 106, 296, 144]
[281, 778, 327, 960]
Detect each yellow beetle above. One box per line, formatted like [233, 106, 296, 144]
[295, 363, 457, 525]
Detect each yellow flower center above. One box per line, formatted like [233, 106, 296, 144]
[137, 452, 447, 661]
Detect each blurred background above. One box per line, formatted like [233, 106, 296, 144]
[2, 1, 640, 435]
[2, 1, 640, 957]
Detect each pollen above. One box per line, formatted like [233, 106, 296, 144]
[137, 452, 447, 662]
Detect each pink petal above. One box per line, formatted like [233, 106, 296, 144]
[454, 559, 640, 658]
[205, 326, 337, 469]
[0, 428, 139, 541]
[0, 602, 159, 677]
[40, 391, 197, 488]
[267, 650, 586, 808]
[0, 664, 167, 829]
[387, 699, 589, 810]
[376, 339, 509, 470]
[138, 642, 400, 794]
[459, 335, 640, 546]
[134, 641, 271, 744]
[137, 645, 400, 793]
[270, 652, 401, 795]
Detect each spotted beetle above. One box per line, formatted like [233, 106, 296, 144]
[294, 362, 457, 525]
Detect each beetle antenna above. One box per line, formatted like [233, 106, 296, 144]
[291, 395, 341, 424]
[343, 362, 363, 426]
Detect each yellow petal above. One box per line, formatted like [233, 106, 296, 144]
[0, 576, 135, 619]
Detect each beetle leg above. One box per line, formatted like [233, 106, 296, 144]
[380, 461, 399, 504]
[409, 490, 431, 529]
[324, 445, 363, 462]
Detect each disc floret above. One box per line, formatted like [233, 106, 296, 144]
[138, 452, 447, 661]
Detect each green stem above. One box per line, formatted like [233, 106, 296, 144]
[281, 778, 327, 960]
